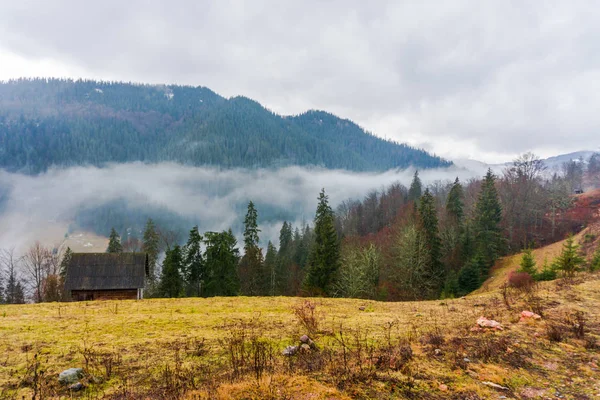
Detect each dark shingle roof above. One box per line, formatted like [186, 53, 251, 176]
[65, 253, 148, 291]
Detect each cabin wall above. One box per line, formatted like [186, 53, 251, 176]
[71, 289, 138, 301]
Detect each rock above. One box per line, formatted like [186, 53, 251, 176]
[299, 335, 310, 344]
[434, 348, 442, 356]
[476, 316, 503, 330]
[58, 368, 84, 385]
[520, 310, 541, 322]
[282, 345, 298, 356]
[300, 343, 311, 352]
[463, 357, 471, 363]
[68, 382, 84, 391]
[481, 381, 509, 391]
[439, 384, 448, 391]
[358, 306, 366, 311]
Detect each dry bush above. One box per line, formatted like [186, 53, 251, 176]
[546, 323, 565, 342]
[292, 300, 323, 336]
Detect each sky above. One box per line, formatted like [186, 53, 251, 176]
[0, 1, 599, 163]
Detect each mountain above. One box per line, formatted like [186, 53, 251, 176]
[0, 78, 451, 174]
[454, 150, 598, 175]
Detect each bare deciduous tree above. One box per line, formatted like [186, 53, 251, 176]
[22, 242, 51, 303]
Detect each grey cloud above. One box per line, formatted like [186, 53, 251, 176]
[0, 163, 478, 251]
[1, 1, 599, 160]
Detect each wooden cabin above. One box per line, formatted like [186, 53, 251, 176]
[65, 253, 148, 301]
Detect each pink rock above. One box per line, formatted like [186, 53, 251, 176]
[476, 316, 503, 330]
[439, 384, 448, 392]
[520, 310, 541, 322]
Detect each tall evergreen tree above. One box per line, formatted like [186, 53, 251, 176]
[264, 241, 278, 296]
[106, 228, 123, 253]
[408, 170, 423, 202]
[0, 276, 4, 304]
[142, 218, 160, 282]
[304, 189, 340, 295]
[160, 245, 183, 298]
[239, 201, 265, 295]
[5, 270, 25, 304]
[418, 188, 444, 295]
[458, 253, 486, 295]
[474, 169, 504, 272]
[276, 221, 293, 294]
[446, 177, 464, 221]
[59, 247, 73, 280]
[204, 230, 240, 296]
[183, 226, 204, 296]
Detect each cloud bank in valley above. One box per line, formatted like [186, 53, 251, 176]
[0, 163, 480, 252]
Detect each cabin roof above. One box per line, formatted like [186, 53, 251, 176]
[65, 252, 148, 291]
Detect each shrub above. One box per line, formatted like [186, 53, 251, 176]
[518, 248, 537, 276]
[508, 271, 534, 290]
[535, 258, 557, 281]
[292, 301, 322, 336]
[554, 235, 585, 278]
[590, 246, 600, 272]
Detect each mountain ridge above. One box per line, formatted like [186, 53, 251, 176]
[0, 78, 451, 174]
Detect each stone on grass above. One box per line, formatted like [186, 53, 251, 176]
[68, 382, 84, 391]
[58, 368, 84, 385]
[481, 381, 509, 390]
[476, 316, 503, 330]
[299, 335, 310, 344]
[520, 310, 541, 322]
[282, 345, 298, 356]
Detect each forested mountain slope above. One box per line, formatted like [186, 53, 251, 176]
[0, 79, 451, 173]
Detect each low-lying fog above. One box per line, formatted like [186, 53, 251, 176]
[0, 163, 481, 252]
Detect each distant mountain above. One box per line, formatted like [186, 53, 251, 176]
[0, 78, 451, 173]
[454, 150, 598, 175]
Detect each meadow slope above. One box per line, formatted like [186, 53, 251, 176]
[1, 274, 600, 399]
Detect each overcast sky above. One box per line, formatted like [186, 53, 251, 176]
[0, 1, 599, 163]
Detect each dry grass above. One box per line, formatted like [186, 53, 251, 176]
[1, 273, 600, 399]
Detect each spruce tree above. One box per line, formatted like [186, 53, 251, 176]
[304, 189, 340, 296]
[458, 254, 485, 295]
[418, 188, 444, 295]
[183, 226, 204, 296]
[474, 169, 504, 272]
[59, 247, 73, 279]
[160, 245, 183, 298]
[446, 177, 464, 221]
[204, 230, 240, 296]
[142, 218, 160, 282]
[441, 269, 460, 299]
[264, 241, 278, 296]
[555, 235, 585, 278]
[518, 248, 537, 276]
[408, 170, 422, 202]
[5, 270, 25, 304]
[106, 228, 123, 253]
[0, 276, 4, 304]
[240, 201, 265, 295]
[276, 221, 293, 294]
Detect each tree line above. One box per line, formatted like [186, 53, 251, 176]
[1, 152, 599, 303]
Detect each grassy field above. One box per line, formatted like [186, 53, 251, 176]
[1, 273, 600, 399]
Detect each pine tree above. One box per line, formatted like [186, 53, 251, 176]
[474, 169, 504, 272]
[555, 235, 585, 278]
[0, 276, 4, 304]
[441, 270, 460, 299]
[418, 188, 444, 295]
[304, 189, 340, 296]
[142, 218, 160, 282]
[106, 228, 123, 253]
[183, 226, 204, 296]
[408, 170, 422, 202]
[264, 241, 278, 296]
[446, 177, 464, 221]
[204, 230, 240, 296]
[276, 221, 293, 294]
[458, 254, 486, 295]
[5, 270, 25, 304]
[160, 245, 183, 298]
[518, 248, 537, 276]
[59, 247, 73, 279]
[240, 201, 265, 295]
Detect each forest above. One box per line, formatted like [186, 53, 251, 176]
[0, 78, 450, 174]
[1, 152, 599, 304]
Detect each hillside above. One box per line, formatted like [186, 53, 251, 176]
[0, 79, 451, 174]
[479, 188, 600, 292]
[1, 275, 599, 399]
